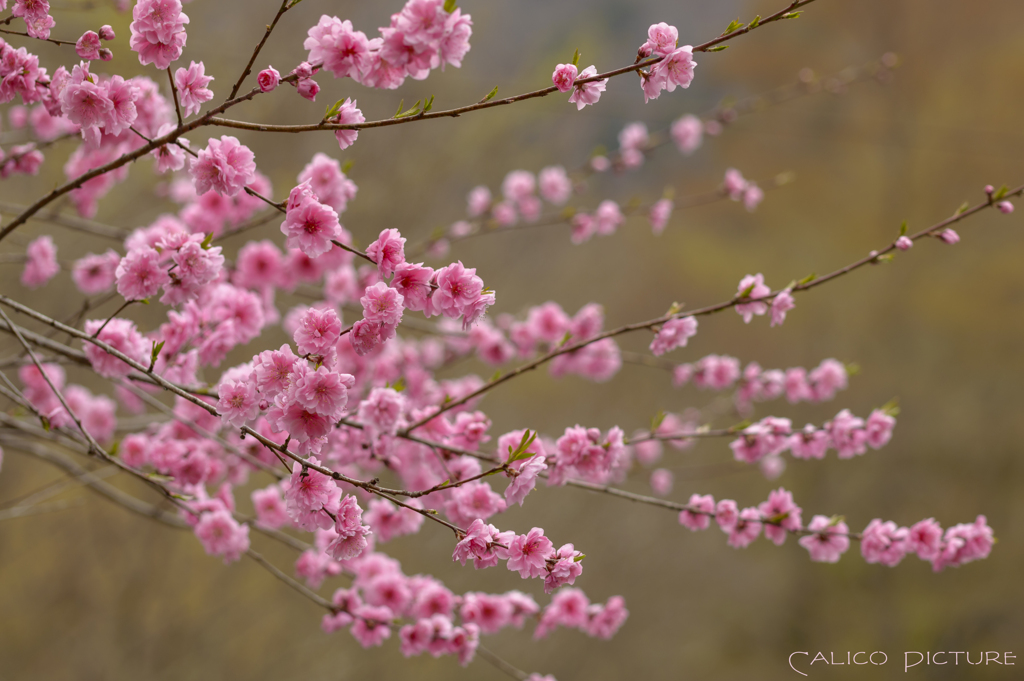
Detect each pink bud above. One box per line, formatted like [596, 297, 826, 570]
[997, 200, 1014, 214]
[98, 25, 115, 41]
[938, 228, 960, 245]
[296, 78, 320, 102]
[895, 236, 913, 251]
[293, 62, 314, 79]
[99, 48, 113, 62]
[984, 184, 995, 195]
[257, 67, 281, 93]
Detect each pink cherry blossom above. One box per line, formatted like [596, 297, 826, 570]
[679, 494, 715, 531]
[331, 98, 365, 150]
[257, 66, 280, 92]
[218, 379, 259, 427]
[190, 136, 256, 197]
[568, 65, 606, 110]
[506, 527, 554, 579]
[130, 0, 189, 70]
[366, 228, 407, 279]
[82, 318, 149, 378]
[21, 235, 58, 288]
[770, 289, 795, 327]
[72, 250, 120, 294]
[293, 307, 343, 356]
[173, 61, 213, 117]
[799, 515, 851, 563]
[281, 196, 341, 258]
[735, 273, 771, 323]
[649, 316, 698, 356]
[194, 509, 249, 563]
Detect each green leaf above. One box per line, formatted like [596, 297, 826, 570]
[435, 478, 451, 489]
[573, 553, 586, 562]
[666, 301, 683, 316]
[482, 85, 498, 103]
[738, 282, 756, 298]
[880, 397, 900, 417]
[392, 377, 406, 393]
[572, 49, 580, 67]
[827, 514, 846, 527]
[650, 410, 666, 432]
[443, 0, 457, 12]
[797, 272, 817, 285]
[150, 340, 165, 362]
[506, 430, 539, 463]
[781, 11, 802, 19]
[393, 99, 404, 117]
[706, 45, 729, 52]
[324, 98, 345, 119]
[423, 94, 435, 113]
[899, 220, 907, 236]
[875, 253, 895, 263]
[845, 362, 861, 376]
[341, 159, 354, 174]
[993, 185, 1009, 200]
[749, 15, 761, 28]
[40, 415, 51, 432]
[489, 370, 502, 382]
[394, 99, 423, 119]
[955, 201, 969, 215]
[724, 19, 743, 33]
[557, 331, 573, 347]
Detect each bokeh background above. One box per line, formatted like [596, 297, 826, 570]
[2, 0, 1024, 679]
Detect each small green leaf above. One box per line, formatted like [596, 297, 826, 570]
[797, 272, 817, 286]
[827, 514, 846, 527]
[571, 49, 580, 67]
[557, 331, 573, 347]
[482, 85, 498, 103]
[489, 370, 502, 382]
[650, 410, 666, 432]
[150, 340, 165, 363]
[724, 19, 743, 33]
[749, 15, 761, 28]
[706, 45, 729, 52]
[666, 301, 683, 316]
[506, 430, 539, 463]
[738, 282, 756, 298]
[393, 99, 404, 117]
[394, 99, 423, 119]
[573, 553, 586, 562]
[875, 253, 895, 263]
[200, 232, 215, 249]
[436, 478, 451, 489]
[781, 11, 802, 19]
[40, 415, 51, 432]
[324, 98, 345, 119]
[955, 201, 969, 215]
[899, 220, 907, 236]
[845, 362, 861, 376]
[993, 185, 1009, 200]
[423, 94, 435, 113]
[392, 377, 406, 393]
[880, 397, 900, 417]
[443, 0, 457, 12]
[341, 159, 354, 174]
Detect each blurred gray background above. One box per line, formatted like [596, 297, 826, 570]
[2, 0, 1023, 679]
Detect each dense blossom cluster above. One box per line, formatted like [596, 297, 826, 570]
[0, 4, 1006, 680]
[676, 488, 994, 571]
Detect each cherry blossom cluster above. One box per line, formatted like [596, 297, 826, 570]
[0, 2, 1007, 679]
[727, 408, 896, 464]
[305, 0, 472, 91]
[7, 0, 56, 40]
[677, 488, 994, 571]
